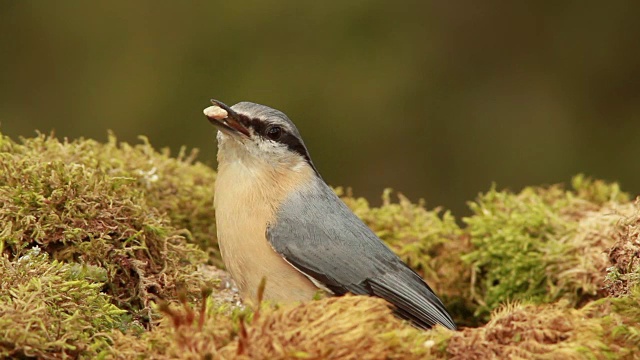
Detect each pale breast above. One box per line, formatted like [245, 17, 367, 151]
[214, 156, 320, 305]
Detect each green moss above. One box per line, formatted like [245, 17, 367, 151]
[1, 131, 218, 254]
[571, 173, 629, 204]
[0, 248, 127, 358]
[0, 132, 211, 323]
[462, 178, 633, 320]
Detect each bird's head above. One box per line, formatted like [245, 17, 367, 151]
[204, 100, 317, 174]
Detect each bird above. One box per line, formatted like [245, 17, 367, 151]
[204, 99, 456, 330]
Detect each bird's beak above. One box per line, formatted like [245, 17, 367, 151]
[204, 99, 250, 137]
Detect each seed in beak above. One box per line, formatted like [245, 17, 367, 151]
[203, 106, 228, 120]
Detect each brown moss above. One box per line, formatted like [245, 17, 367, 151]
[551, 201, 638, 304]
[108, 288, 640, 359]
[106, 295, 240, 359]
[109, 295, 454, 360]
[446, 294, 640, 359]
[604, 200, 640, 297]
[221, 296, 446, 360]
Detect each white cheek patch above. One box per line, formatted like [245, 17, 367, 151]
[239, 140, 306, 172]
[258, 140, 285, 154]
[241, 138, 285, 158]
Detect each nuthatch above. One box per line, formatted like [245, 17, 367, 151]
[204, 100, 456, 330]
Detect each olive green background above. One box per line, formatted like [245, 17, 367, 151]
[1, 1, 638, 215]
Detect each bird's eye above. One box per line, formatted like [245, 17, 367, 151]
[265, 125, 282, 140]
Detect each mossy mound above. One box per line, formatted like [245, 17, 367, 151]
[105, 289, 640, 359]
[339, 177, 637, 326]
[0, 248, 127, 358]
[1, 130, 639, 359]
[447, 290, 640, 359]
[462, 176, 635, 320]
[109, 295, 450, 360]
[0, 132, 213, 325]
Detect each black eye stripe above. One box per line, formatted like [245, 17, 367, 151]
[281, 134, 311, 161]
[235, 113, 266, 135]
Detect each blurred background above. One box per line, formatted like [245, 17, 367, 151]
[1, 1, 639, 216]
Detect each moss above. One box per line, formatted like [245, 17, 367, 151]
[604, 202, 640, 297]
[109, 295, 454, 360]
[1, 131, 219, 259]
[462, 178, 633, 320]
[446, 289, 640, 359]
[0, 132, 211, 323]
[2, 129, 640, 359]
[105, 295, 241, 359]
[0, 248, 128, 359]
[570, 174, 629, 205]
[222, 296, 442, 360]
[107, 290, 640, 360]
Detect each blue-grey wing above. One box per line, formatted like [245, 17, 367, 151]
[266, 178, 456, 330]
